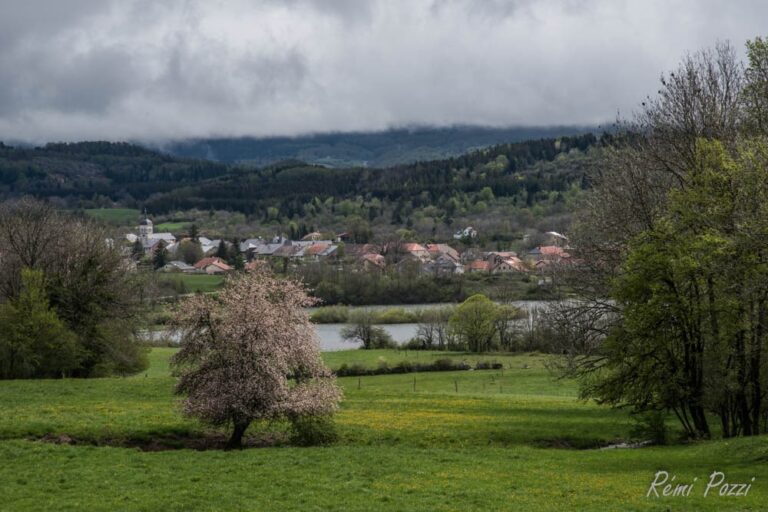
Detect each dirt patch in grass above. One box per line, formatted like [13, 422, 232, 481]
[34, 432, 288, 451]
[531, 437, 632, 450]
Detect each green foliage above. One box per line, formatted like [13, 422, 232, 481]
[341, 310, 397, 349]
[176, 239, 203, 265]
[629, 410, 669, 446]
[449, 294, 500, 352]
[309, 305, 350, 323]
[299, 264, 468, 305]
[0, 200, 149, 378]
[586, 139, 768, 438]
[0, 269, 81, 379]
[288, 415, 338, 446]
[152, 246, 168, 269]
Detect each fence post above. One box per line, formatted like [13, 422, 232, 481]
[413, 376, 416, 392]
[358, 377, 361, 390]
[454, 379, 458, 393]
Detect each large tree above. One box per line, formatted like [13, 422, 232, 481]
[0, 268, 80, 379]
[170, 269, 342, 449]
[0, 198, 148, 377]
[554, 38, 768, 439]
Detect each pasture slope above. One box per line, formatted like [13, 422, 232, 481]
[1, 349, 766, 511]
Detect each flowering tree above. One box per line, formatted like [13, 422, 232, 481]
[170, 268, 342, 449]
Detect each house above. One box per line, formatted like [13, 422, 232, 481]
[492, 257, 528, 274]
[194, 257, 232, 274]
[239, 238, 265, 253]
[466, 259, 492, 273]
[401, 243, 430, 261]
[486, 251, 518, 265]
[453, 226, 478, 240]
[302, 243, 337, 259]
[301, 232, 323, 241]
[426, 243, 460, 262]
[161, 260, 196, 273]
[485, 251, 527, 273]
[423, 254, 464, 275]
[345, 244, 381, 260]
[198, 237, 226, 255]
[359, 253, 386, 272]
[335, 232, 352, 243]
[528, 245, 570, 262]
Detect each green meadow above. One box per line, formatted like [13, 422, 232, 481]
[154, 221, 191, 232]
[1, 348, 766, 511]
[84, 208, 141, 225]
[158, 273, 225, 293]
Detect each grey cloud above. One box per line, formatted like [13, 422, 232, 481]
[0, 46, 139, 116]
[1, 0, 767, 142]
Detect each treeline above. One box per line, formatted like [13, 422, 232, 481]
[296, 263, 468, 305]
[0, 134, 599, 219]
[145, 133, 599, 217]
[0, 141, 231, 203]
[164, 125, 596, 167]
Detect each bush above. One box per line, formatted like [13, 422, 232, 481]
[333, 358, 472, 376]
[341, 311, 397, 349]
[474, 361, 503, 370]
[392, 360, 413, 373]
[310, 305, 350, 324]
[630, 410, 668, 445]
[289, 415, 339, 446]
[373, 307, 419, 324]
[336, 363, 369, 377]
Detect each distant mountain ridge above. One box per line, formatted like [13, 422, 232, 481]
[159, 125, 598, 168]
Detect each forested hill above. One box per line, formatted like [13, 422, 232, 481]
[0, 133, 603, 239]
[0, 141, 230, 204]
[160, 125, 597, 168]
[145, 133, 600, 217]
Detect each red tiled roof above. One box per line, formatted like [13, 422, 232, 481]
[361, 253, 385, 268]
[467, 260, 491, 271]
[539, 246, 564, 256]
[305, 243, 330, 256]
[194, 257, 228, 269]
[402, 243, 427, 253]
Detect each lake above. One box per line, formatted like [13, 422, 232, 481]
[144, 300, 554, 351]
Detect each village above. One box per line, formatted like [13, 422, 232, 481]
[125, 214, 574, 277]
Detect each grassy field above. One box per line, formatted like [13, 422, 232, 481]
[154, 221, 191, 232]
[1, 348, 766, 511]
[84, 208, 140, 225]
[158, 273, 225, 293]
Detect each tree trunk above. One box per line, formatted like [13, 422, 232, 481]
[226, 420, 251, 450]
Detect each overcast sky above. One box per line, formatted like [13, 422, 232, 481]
[0, 0, 766, 143]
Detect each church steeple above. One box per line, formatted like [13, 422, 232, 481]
[138, 209, 153, 242]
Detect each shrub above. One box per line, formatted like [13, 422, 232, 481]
[310, 305, 350, 324]
[333, 358, 471, 377]
[630, 410, 668, 445]
[289, 415, 339, 446]
[393, 360, 413, 373]
[374, 307, 419, 324]
[474, 361, 504, 370]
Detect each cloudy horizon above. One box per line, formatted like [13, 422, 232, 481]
[1, 0, 766, 143]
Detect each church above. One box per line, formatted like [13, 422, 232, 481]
[125, 212, 177, 254]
